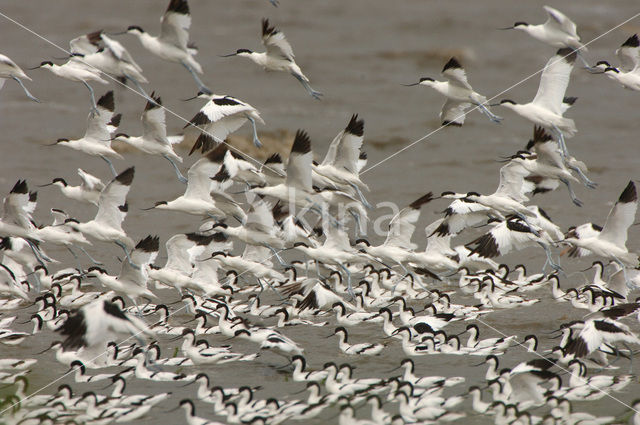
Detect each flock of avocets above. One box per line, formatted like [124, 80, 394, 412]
[1, 0, 640, 424]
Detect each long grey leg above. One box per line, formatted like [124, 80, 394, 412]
[262, 244, 289, 267]
[560, 178, 583, 207]
[81, 80, 98, 115]
[114, 240, 140, 270]
[180, 61, 212, 95]
[258, 278, 285, 301]
[100, 155, 118, 177]
[11, 76, 39, 102]
[551, 125, 569, 159]
[538, 242, 562, 272]
[291, 73, 322, 100]
[245, 115, 262, 148]
[66, 246, 84, 271]
[576, 51, 596, 72]
[613, 258, 632, 289]
[339, 264, 355, 300]
[516, 213, 541, 237]
[123, 73, 152, 102]
[400, 263, 431, 292]
[162, 154, 188, 184]
[474, 102, 502, 123]
[77, 246, 103, 265]
[349, 183, 372, 209]
[566, 163, 597, 189]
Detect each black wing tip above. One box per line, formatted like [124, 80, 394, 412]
[264, 153, 282, 165]
[262, 18, 277, 37]
[468, 234, 500, 258]
[103, 300, 129, 321]
[441, 120, 463, 127]
[506, 217, 534, 234]
[97, 91, 115, 112]
[563, 96, 578, 106]
[212, 165, 230, 182]
[536, 207, 552, 222]
[185, 232, 215, 245]
[144, 92, 162, 110]
[345, 114, 364, 137]
[618, 181, 637, 204]
[136, 235, 160, 252]
[86, 30, 103, 45]
[413, 267, 441, 281]
[185, 111, 211, 130]
[409, 192, 434, 210]
[10, 179, 28, 194]
[167, 0, 189, 15]
[203, 144, 228, 162]
[291, 130, 312, 155]
[57, 311, 88, 350]
[109, 113, 122, 128]
[556, 47, 577, 63]
[621, 34, 640, 48]
[359, 151, 367, 160]
[532, 125, 554, 144]
[115, 167, 135, 186]
[442, 57, 463, 73]
[213, 96, 241, 106]
[432, 222, 450, 237]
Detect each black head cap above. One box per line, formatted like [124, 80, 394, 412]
[236, 48, 253, 54]
[513, 21, 527, 27]
[127, 25, 144, 32]
[418, 77, 434, 83]
[39, 61, 54, 67]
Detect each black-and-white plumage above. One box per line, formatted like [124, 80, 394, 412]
[56, 299, 154, 351]
[221, 19, 322, 99]
[404, 57, 501, 125]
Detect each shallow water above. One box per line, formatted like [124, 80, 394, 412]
[1, 0, 640, 423]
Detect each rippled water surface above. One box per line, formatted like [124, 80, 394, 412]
[1, 0, 640, 423]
